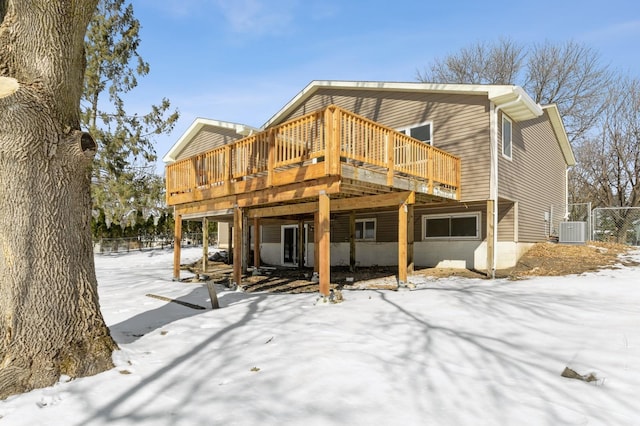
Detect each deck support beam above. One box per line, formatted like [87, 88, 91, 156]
[318, 191, 331, 296]
[173, 212, 182, 280]
[233, 205, 243, 287]
[202, 217, 209, 272]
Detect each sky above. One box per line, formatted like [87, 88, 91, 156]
[1, 246, 639, 425]
[129, 0, 640, 173]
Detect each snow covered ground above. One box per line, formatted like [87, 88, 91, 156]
[1, 247, 639, 425]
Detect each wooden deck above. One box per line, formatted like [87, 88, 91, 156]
[165, 105, 462, 295]
[165, 105, 460, 209]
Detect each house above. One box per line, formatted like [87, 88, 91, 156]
[163, 80, 575, 294]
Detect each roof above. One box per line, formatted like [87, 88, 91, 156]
[542, 104, 576, 166]
[162, 118, 259, 163]
[262, 80, 544, 128]
[164, 80, 575, 168]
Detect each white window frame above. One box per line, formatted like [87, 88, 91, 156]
[398, 120, 433, 145]
[355, 218, 376, 241]
[502, 115, 512, 160]
[422, 212, 481, 240]
[280, 224, 309, 266]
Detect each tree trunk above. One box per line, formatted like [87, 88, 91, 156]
[0, 0, 116, 399]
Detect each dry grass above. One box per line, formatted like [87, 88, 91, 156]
[506, 241, 636, 279]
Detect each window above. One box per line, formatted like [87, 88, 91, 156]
[399, 121, 433, 145]
[423, 213, 480, 240]
[502, 115, 512, 159]
[355, 218, 376, 241]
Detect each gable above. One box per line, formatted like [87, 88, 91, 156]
[163, 118, 259, 163]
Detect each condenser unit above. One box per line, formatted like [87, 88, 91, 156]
[559, 221, 588, 244]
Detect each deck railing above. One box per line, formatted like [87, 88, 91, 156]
[166, 105, 461, 203]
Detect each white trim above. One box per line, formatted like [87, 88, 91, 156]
[513, 201, 519, 243]
[355, 218, 376, 241]
[422, 212, 481, 241]
[542, 104, 575, 166]
[502, 114, 513, 160]
[280, 224, 308, 266]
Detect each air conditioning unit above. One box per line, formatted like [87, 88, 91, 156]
[559, 221, 588, 244]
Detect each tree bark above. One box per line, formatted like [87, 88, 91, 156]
[0, 0, 116, 399]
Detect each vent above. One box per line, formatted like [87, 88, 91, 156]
[559, 221, 588, 244]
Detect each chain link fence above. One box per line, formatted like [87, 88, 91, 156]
[548, 203, 591, 239]
[592, 207, 640, 246]
[95, 232, 219, 254]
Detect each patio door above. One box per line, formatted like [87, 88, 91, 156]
[281, 224, 308, 266]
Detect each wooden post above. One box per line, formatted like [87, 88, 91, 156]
[456, 160, 462, 200]
[329, 108, 341, 176]
[206, 281, 220, 309]
[487, 200, 495, 278]
[254, 217, 261, 269]
[324, 108, 334, 176]
[173, 213, 182, 280]
[233, 206, 243, 287]
[314, 212, 320, 273]
[398, 203, 408, 285]
[318, 192, 330, 296]
[224, 145, 232, 195]
[298, 218, 304, 268]
[227, 222, 233, 263]
[386, 131, 394, 186]
[349, 211, 356, 272]
[190, 158, 198, 191]
[324, 106, 341, 176]
[407, 204, 414, 274]
[202, 217, 209, 273]
[427, 147, 434, 194]
[267, 129, 275, 187]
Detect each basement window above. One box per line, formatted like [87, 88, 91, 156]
[355, 218, 376, 241]
[423, 213, 480, 240]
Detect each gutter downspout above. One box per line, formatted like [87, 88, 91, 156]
[490, 94, 521, 279]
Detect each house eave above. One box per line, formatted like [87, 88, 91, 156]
[262, 80, 543, 128]
[542, 104, 576, 167]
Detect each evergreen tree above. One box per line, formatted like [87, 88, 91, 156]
[82, 0, 178, 234]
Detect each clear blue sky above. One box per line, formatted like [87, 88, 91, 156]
[131, 0, 640, 173]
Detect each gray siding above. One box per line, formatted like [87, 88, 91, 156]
[330, 212, 399, 243]
[261, 224, 281, 244]
[258, 200, 518, 263]
[325, 202, 513, 243]
[498, 110, 567, 242]
[277, 89, 492, 201]
[175, 126, 242, 162]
